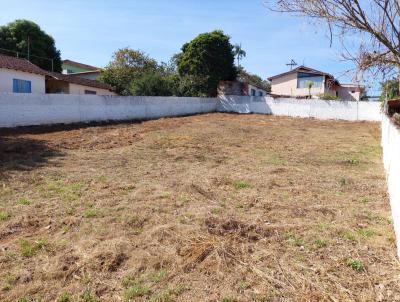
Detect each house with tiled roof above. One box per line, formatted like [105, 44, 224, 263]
[268, 66, 364, 101]
[62, 59, 102, 80]
[0, 54, 116, 95]
[0, 54, 49, 93]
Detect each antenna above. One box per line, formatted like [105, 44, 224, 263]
[286, 59, 298, 70]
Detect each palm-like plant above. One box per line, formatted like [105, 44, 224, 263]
[233, 44, 246, 69]
[306, 81, 314, 98]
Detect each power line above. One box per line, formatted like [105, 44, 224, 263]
[0, 46, 55, 71]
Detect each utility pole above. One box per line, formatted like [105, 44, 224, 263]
[27, 35, 30, 61]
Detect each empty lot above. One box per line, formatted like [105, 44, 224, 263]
[0, 113, 399, 301]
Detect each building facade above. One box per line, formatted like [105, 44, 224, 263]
[268, 66, 364, 101]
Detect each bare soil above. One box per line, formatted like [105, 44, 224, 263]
[0, 113, 398, 302]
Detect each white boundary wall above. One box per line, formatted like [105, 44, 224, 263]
[0, 94, 382, 127]
[0, 93, 217, 127]
[382, 115, 400, 257]
[218, 96, 382, 121]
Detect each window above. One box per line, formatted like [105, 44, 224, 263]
[297, 72, 323, 89]
[250, 89, 256, 96]
[258, 91, 263, 97]
[84, 90, 97, 95]
[13, 79, 32, 93]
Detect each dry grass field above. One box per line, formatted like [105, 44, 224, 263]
[0, 113, 399, 302]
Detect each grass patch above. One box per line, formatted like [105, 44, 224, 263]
[2, 273, 18, 291]
[314, 239, 328, 249]
[339, 230, 357, 242]
[357, 228, 375, 238]
[83, 209, 100, 218]
[19, 239, 47, 257]
[18, 198, 31, 206]
[233, 181, 250, 190]
[346, 258, 364, 272]
[58, 292, 71, 302]
[81, 290, 99, 302]
[124, 284, 151, 300]
[284, 232, 305, 247]
[0, 211, 11, 222]
[150, 270, 168, 283]
[344, 158, 360, 166]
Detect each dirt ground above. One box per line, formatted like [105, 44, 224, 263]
[0, 113, 399, 302]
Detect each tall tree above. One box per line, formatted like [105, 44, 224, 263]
[267, 0, 400, 86]
[0, 19, 62, 72]
[177, 30, 237, 96]
[99, 48, 158, 95]
[233, 44, 247, 69]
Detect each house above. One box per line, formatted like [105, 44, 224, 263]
[62, 59, 101, 80]
[268, 66, 364, 101]
[218, 80, 267, 97]
[0, 54, 115, 95]
[46, 72, 116, 95]
[0, 54, 48, 93]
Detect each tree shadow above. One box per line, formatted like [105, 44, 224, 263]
[0, 136, 64, 176]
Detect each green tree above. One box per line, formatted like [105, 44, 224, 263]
[0, 19, 62, 72]
[380, 78, 400, 102]
[130, 72, 176, 96]
[99, 48, 158, 95]
[177, 30, 237, 96]
[238, 69, 271, 92]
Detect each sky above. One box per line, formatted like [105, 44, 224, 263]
[0, 0, 380, 94]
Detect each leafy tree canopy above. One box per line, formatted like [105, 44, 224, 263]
[380, 78, 400, 102]
[177, 30, 237, 96]
[99, 48, 158, 95]
[130, 72, 176, 96]
[0, 19, 62, 72]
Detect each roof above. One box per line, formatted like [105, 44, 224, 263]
[0, 54, 50, 76]
[268, 66, 335, 81]
[68, 70, 101, 76]
[62, 59, 99, 71]
[49, 72, 113, 91]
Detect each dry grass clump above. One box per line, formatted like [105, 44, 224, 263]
[0, 113, 398, 301]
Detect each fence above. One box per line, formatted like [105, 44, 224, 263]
[0, 93, 217, 127]
[0, 94, 382, 128]
[218, 96, 382, 121]
[382, 115, 400, 256]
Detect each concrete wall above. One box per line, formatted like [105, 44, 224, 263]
[0, 94, 217, 127]
[69, 83, 116, 96]
[381, 115, 400, 257]
[0, 94, 382, 128]
[218, 96, 381, 121]
[0, 68, 45, 94]
[338, 86, 362, 102]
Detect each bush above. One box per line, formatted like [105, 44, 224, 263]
[130, 73, 176, 96]
[318, 93, 340, 101]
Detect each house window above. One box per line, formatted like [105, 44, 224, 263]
[84, 90, 97, 95]
[13, 79, 32, 93]
[297, 72, 323, 89]
[258, 91, 263, 97]
[251, 89, 256, 96]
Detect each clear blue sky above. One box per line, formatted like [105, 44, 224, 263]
[1, 0, 378, 94]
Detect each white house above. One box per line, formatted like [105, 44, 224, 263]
[0, 54, 116, 96]
[0, 54, 48, 93]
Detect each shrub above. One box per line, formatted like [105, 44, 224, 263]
[318, 93, 340, 101]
